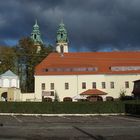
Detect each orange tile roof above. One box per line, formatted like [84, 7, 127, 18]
[80, 89, 107, 95]
[35, 52, 140, 75]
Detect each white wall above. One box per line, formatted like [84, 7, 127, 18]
[0, 79, 2, 87]
[11, 79, 17, 87]
[3, 79, 10, 87]
[56, 43, 68, 53]
[0, 77, 19, 88]
[20, 93, 35, 101]
[35, 74, 140, 101]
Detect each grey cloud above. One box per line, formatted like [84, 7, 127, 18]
[0, 0, 140, 51]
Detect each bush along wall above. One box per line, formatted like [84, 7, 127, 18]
[125, 102, 140, 115]
[0, 100, 139, 114]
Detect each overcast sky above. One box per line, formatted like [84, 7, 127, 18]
[0, 0, 140, 52]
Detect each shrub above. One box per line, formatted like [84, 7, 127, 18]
[120, 96, 133, 101]
[0, 100, 139, 114]
[125, 103, 140, 115]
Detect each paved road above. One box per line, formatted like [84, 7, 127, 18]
[0, 115, 140, 140]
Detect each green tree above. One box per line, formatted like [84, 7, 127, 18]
[54, 90, 60, 102]
[0, 46, 17, 74]
[16, 37, 54, 92]
[119, 89, 126, 100]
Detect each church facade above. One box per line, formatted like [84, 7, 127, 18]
[34, 22, 140, 102]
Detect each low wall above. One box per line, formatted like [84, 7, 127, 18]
[0, 87, 21, 101]
[20, 93, 35, 101]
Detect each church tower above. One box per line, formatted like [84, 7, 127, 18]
[56, 21, 69, 53]
[31, 20, 43, 52]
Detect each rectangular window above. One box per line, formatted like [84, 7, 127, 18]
[102, 82, 106, 89]
[92, 82, 96, 89]
[65, 83, 69, 90]
[110, 82, 114, 89]
[125, 81, 129, 88]
[50, 83, 54, 90]
[41, 83, 45, 90]
[82, 82, 86, 89]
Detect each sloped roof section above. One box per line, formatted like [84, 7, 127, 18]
[80, 89, 107, 96]
[0, 70, 17, 77]
[35, 52, 140, 75]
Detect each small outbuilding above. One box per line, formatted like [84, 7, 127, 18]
[80, 89, 107, 102]
[0, 70, 20, 101]
[0, 70, 19, 88]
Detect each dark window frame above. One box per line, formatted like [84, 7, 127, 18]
[92, 82, 96, 89]
[125, 81, 129, 88]
[65, 83, 69, 90]
[41, 83, 45, 90]
[82, 82, 86, 89]
[110, 82, 114, 89]
[50, 83, 54, 90]
[102, 82, 106, 89]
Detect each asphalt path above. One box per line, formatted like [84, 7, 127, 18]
[0, 115, 140, 140]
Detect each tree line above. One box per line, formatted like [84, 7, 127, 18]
[0, 37, 54, 92]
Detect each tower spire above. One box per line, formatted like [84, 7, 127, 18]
[30, 20, 43, 52]
[35, 19, 38, 25]
[56, 21, 69, 53]
[61, 18, 63, 24]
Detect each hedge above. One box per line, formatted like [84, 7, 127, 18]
[0, 100, 139, 114]
[125, 101, 140, 115]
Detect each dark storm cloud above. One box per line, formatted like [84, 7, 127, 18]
[0, 0, 140, 51]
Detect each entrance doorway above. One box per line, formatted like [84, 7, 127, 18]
[1, 92, 7, 101]
[87, 95, 103, 102]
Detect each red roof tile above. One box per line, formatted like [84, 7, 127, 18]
[80, 89, 107, 95]
[35, 52, 140, 75]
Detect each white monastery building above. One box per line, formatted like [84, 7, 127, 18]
[34, 21, 140, 102]
[34, 52, 140, 101]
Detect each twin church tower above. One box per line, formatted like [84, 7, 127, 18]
[30, 20, 69, 53]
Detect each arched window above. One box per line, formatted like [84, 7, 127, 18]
[42, 97, 52, 102]
[63, 97, 72, 102]
[1, 92, 7, 101]
[34, 34, 37, 39]
[87, 95, 103, 102]
[61, 33, 63, 38]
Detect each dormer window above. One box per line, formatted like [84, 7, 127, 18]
[111, 66, 140, 71]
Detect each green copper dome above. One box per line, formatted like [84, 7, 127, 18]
[31, 20, 43, 45]
[56, 22, 68, 43]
